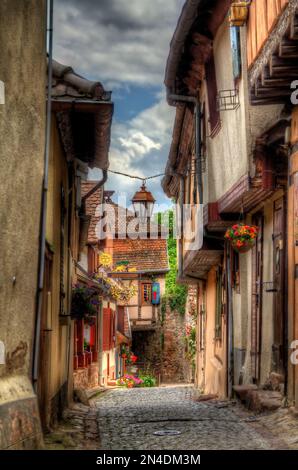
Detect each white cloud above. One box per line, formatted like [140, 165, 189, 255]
[90, 93, 175, 205]
[54, 0, 185, 87]
[55, 0, 183, 206]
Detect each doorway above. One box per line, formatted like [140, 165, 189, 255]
[251, 211, 264, 384]
[272, 197, 286, 376]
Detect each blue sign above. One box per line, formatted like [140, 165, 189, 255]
[151, 282, 160, 305]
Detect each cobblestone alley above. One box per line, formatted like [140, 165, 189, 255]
[71, 385, 297, 451]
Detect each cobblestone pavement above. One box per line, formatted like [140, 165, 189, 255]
[44, 403, 100, 450]
[94, 385, 288, 450]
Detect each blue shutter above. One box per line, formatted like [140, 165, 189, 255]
[151, 282, 160, 305]
[230, 26, 241, 80]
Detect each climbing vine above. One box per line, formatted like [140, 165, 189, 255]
[158, 210, 187, 315]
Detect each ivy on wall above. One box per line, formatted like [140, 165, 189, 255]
[157, 210, 187, 315]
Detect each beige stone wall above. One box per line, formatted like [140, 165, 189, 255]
[0, 0, 46, 449]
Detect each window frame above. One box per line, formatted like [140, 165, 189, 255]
[141, 282, 152, 305]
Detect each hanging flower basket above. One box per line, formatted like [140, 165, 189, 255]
[70, 284, 99, 319]
[225, 223, 259, 253]
[229, 2, 249, 27]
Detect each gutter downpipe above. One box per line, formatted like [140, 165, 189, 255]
[32, 0, 54, 390]
[167, 92, 202, 279]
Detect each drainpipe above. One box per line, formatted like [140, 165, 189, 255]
[81, 169, 108, 207]
[32, 0, 54, 389]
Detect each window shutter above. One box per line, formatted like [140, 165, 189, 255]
[109, 310, 115, 350]
[103, 308, 111, 351]
[205, 53, 220, 137]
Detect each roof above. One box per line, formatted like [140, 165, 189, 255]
[81, 181, 103, 244]
[104, 200, 168, 238]
[163, 0, 232, 195]
[80, 186, 169, 249]
[51, 59, 111, 101]
[164, 0, 231, 102]
[112, 238, 169, 273]
[51, 59, 113, 170]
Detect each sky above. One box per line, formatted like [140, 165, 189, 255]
[53, 0, 186, 208]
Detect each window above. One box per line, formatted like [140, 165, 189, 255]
[230, 26, 242, 81]
[206, 53, 221, 137]
[141, 283, 152, 305]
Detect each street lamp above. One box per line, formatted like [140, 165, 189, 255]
[131, 181, 155, 221]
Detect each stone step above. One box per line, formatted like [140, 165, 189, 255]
[233, 384, 258, 402]
[246, 389, 283, 413]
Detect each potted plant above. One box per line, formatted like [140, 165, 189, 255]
[225, 223, 259, 253]
[70, 284, 99, 319]
[229, 1, 250, 27]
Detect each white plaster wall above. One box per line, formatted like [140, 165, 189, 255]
[203, 20, 283, 203]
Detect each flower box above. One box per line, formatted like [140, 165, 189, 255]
[225, 223, 259, 253]
[229, 2, 249, 27]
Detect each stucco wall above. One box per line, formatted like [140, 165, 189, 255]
[0, 0, 46, 449]
[204, 20, 282, 203]
[120, 276, 165, 322]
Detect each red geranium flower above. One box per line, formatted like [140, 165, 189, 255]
[131, 355, 137, 363]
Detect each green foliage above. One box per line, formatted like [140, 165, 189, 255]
[185, 326, 196, 365]
[139, 374, 156, 387]
[157, 210, 187, 315]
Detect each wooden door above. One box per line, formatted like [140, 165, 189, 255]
[37, 247, 53, 430]
[251, 212, 264, 383]
[272, 197, 286, 375]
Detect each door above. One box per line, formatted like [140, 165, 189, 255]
[37, 246, 53, 430]
[251, 212, 264, 383]
[272, 197, 286, 375]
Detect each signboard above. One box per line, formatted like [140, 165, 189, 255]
[151, 282, 160, 305]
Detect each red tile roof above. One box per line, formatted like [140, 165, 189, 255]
[112, 238, 169, 273]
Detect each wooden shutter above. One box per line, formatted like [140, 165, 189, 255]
[110, 310, 115, 349]
[117, 306, 125, 335]
[103, 308, 111, 351]
[205, 53, 220, 137]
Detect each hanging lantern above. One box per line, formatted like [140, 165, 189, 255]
[131, 182, 155, 221]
